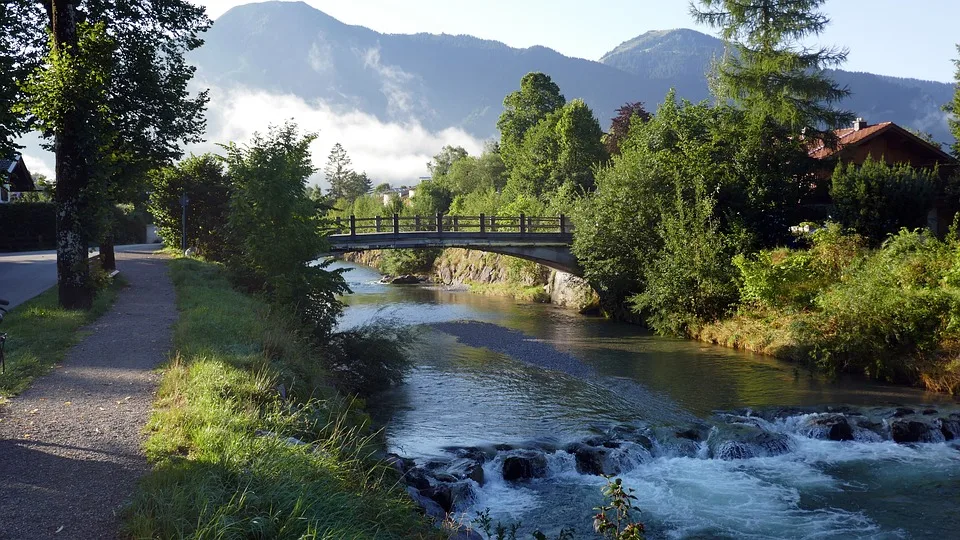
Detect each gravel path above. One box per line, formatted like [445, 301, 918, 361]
[0, 249, 176, 540]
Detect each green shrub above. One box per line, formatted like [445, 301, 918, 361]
[802, 229, 955, 380]
[733, 249, 820, 310]
[322, 322, 414, 397]
[378, 248, 439, 276]
[830, 157, 937, 245]
[631, 183, 740, 335]
[149, 153, 231, 258]
[223, 123, 348, 337]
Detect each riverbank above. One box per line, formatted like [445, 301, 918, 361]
[124, 257, 436, 538]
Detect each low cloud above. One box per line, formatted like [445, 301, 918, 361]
[195, 85, 487, 188]
[16, 85, 488, 190]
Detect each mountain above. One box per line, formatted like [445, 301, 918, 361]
[601, 30, 956, 143]
[192, 1, 955, 145]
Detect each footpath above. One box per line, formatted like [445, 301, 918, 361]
[0, 249, 176, 540]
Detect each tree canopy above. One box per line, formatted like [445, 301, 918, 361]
[497, 72, 565, 170]
[692, 0, 853, 136]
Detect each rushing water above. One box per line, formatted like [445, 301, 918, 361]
[335, 261, 960, 539]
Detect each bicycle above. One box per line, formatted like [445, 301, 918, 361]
[0, 299, 8, 373]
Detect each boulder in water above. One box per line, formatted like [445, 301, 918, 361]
[710, 425, 792, 459]
[502, 452, 548, 481]
[406, 486, 446, 521]
[891, 420, 934, 443]
[421, 482, 475, 513]
[381, 274, 423, 284]
[938, 417, 960, 440]
[805, 414, 854, 441]
[566, 443, 620, 476]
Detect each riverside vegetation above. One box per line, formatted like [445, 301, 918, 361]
[310, 0, 960, 395]
[143, 123, 643, 538]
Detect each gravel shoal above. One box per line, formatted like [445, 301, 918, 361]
[0, 249, 176, 540]
[430, 320, 595, 378]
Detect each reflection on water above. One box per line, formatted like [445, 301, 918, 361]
[335, 261, 960, 539]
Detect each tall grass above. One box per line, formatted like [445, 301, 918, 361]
[125, 258, 435, 539]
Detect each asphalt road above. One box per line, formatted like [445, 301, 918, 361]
[0, 244, 162, 310]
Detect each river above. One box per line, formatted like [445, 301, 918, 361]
[335, 261, 960, 539]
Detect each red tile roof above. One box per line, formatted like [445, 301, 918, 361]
[807, 122, 894, 160]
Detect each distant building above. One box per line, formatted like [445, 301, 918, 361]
[381, 186, 416, 206]
[806, 118, 958, 234]
[0, 155, 36, 203]
[808, 118, 955, 173]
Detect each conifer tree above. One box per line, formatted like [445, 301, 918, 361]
[324, 143, 354, 200]
[692, 0, 853, 136]
[946, 45, 960, 157]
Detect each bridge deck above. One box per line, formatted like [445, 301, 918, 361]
[327, 231, 573, 251]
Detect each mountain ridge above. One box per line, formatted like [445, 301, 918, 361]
[193, 1, 954, 144]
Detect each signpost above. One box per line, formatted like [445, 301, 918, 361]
[179, 193, 189, 253]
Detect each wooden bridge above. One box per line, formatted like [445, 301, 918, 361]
[327, 214, 580, 275]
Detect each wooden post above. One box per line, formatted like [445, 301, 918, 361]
[393, 213, 400, 234]
[335, 216, 342, 233]
[479, 213, 486, 233]
[453, 216, 459, 232]
[436, 212, 443, 233]
[559, 214, 566, 234]
[519, 213, 526, 234]
[490, 215, 496, 232]
[375, 215, 382, 233]
[349, 214, 356, 237]
[415, 215, 421, 231]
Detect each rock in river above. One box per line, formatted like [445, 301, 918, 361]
[502, 452, 548, 481]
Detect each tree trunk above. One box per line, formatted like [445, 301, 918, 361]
[51, 0, 93, 310]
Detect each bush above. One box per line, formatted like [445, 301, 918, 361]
[149, 153, 231, 258]
[801, 229, 955, 381]
[631, 183, 740, 335]
[322, 322, 414, 396]
[223, 123, 348, 336]
[379, 249, 440, 276]
[830, 157, 937, 245]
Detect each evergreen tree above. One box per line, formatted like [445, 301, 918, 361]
[345, 171, 372, 200]
[692, 0, 853, 136]
[324, 143, 354, 200]
[947, 44, 960, 157]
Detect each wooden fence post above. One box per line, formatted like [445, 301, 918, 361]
[393, 213, 400, 234]
[519, 213, 526, 234]
[479, 213, 486, 233]
[559, 214, 566, 234]
[436, 212, 443, 233]
[335, 216, 342, 233]
[415, 215, 421, 231]
[349, 215, 356, 236]
[375, 215, 382, 233]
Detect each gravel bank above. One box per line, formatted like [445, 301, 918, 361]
[0, 249, 176, 540]
[430, 320, 594, 377]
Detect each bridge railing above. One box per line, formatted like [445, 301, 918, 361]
[329, 214, 572, 236]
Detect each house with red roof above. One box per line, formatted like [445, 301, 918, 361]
[805, 118, 957, 234]
[808, 118, 955, 172]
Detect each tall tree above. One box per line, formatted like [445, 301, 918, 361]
[947, 44, 960, 157]
[555, 99, 607, 191]
[13, 0, 209, 307]
[604, 102, 651, 156]
[0, 1, 44, 155]
[497, 72, 565, 170]
[692, 0, 853, 137]
[324, 142, 354, 200]
[427, 145, 468, 180]
[344, 170, 372, 200]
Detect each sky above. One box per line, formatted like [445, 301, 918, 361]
[19, 0, 960, 186]
[199, 0, 960, 83]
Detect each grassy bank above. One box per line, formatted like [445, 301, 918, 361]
[695, 227, 960, 395]
[0, 281, 121, 399]
[125, 258, 435, 539]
